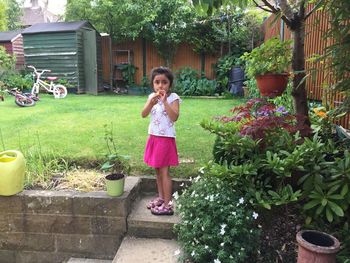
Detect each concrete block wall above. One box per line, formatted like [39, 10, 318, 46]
[0, 177, 140, 263]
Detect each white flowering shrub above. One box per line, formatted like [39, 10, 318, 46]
[175, 175, 261, 263]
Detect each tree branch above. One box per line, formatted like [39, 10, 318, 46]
[304, 0, 323, 20]
[252, 0, 274, 13]
[278, 0, 295, 20]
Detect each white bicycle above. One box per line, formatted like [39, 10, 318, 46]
[28, 65, 68, 99]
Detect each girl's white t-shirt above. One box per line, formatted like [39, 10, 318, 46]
[148, 92, 181, 138]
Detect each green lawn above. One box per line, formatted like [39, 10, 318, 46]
[0, 93, 242, 184]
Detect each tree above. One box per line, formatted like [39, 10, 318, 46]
[65, 0, 156, 41]
[146, 0, 194, 66]
[0, 0, 8, 31]
[5, 0, 23, 30]
[193, 0, 324, 126]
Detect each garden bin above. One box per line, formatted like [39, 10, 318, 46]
[0, 150, 25, 196]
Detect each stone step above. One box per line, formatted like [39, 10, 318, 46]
[67, 258, 112, 263]
[127, 193, 180, 239]
[112, 236, 181, 263]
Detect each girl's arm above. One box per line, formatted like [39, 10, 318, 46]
[141, 93, 158, 118]
[163, 98, 180, 122]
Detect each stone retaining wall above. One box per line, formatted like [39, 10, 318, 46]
[0, 177, 140, 263]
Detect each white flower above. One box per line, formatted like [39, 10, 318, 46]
[220, 224, 227, 235]
[204, 245, 209, 249]
[214, 259, 221, 263]
[174, 249, 181, 256]
[198, 167, 205, 174]
[232, 211, 237, 216]
[180, 182, 184, 187]
[252, 212, 259, 219]
[239, 197, 244, 204]
[172, 191, 179, 200]
[191, 251, 195, 257]
[201, 226, 205, 231]
[220, 242, 225, 247]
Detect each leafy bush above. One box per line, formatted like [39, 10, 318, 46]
[174, 67, 217, 96]
[0, 72, 32, 91]
[240, 38, 292, 78]
[214, 54, 241, 94]
[201, 99, 350, 224]
[175, 173, 261, 263]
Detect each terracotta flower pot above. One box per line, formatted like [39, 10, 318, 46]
[255, 73, 289, 98]
[296, 230, 340, 263]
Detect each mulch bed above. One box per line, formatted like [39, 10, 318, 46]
[257, 204, 304, 263]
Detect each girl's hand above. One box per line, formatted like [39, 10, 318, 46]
[149, 92, 160, 105]
[157, 90, 167, 102]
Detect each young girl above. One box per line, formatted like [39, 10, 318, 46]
[141, 67, 181, 216]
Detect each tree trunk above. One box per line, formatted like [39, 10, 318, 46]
[290, 16, 310, 126]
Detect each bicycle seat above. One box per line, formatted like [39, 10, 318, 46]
[47, 76, 58, 81]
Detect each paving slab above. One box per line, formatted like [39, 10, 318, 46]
[67, 258, 112, 263]
[127, 194, 180, 239]
[112, 236, 181, 263]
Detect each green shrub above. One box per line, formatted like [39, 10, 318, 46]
[201, 99, 350, 224]
[174, 67, 217, 96]
[241, 37, 292, 78]
[175, 173, 261, 263]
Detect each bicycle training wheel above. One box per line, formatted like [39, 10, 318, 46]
[15, 96, 35, 107]
[53, 85, 67, 99]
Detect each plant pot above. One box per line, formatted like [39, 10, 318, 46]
[127, 86, 144, 95]
[255, 73, 289, 98]
[0, 150, 25, 196]
[105, 173, 125, 197]
[296, 230, 340, 263]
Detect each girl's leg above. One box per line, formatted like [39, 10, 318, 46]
[158, 166, 172, 206]
[155, 168, 164, 199]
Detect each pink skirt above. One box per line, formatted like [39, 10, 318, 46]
[144, 135, 179, 168]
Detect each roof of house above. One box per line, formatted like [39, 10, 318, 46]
[22, 21, 97, 34]
[0, 30, 23, 42]
[21, 7, 46, 26]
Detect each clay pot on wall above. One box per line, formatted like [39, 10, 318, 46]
[296, 230, 340, 263]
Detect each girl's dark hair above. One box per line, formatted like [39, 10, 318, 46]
[150, 67, 174, 87]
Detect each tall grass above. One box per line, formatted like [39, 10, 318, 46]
[0, 93, 243, 187]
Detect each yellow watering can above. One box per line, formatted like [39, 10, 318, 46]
[0, 150, 25, 196]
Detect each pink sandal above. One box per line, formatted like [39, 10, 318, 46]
[151, 203, 174, 216]
[146, 197, 164, 209]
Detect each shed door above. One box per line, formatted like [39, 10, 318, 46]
[83, 30, 98, 95]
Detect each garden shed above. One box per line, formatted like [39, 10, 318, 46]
[0, 29, 24, 69]
[22, 21, 102, 94]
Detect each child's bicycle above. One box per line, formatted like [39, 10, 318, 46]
[27, 65, 68, 99]
[6, 88, 38, 107]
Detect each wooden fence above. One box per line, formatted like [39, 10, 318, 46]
[263, 7, 350, 129]
[101, 36, 220, 87]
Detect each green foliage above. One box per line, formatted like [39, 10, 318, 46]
[116, 63, 137, 86]
[174, 67, 217, 96]
[65, 0, 157, 41]
[322, 0, 350, 115]
[101, 123, 131, 175]
[214, 54, 241, 94]
[146, 0, 194, 66]
[175, 174, 261, 263]
[201, 99, 350, 225]
[186, 19, 220, 55]
[0, 46, 15, 73]
[1, 72, 32, 91]
[5, 0, 22, 30]
[241, 38, 292, 78]
[0, 0, 8, 31]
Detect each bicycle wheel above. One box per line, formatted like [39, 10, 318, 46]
[53, 84, 67, 99]
[15, 96, 35, 107]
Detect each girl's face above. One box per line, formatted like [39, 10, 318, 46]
[153, 74, 170, 93]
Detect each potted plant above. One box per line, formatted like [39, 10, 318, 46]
[101, 124, 131, 197]
[241, 37, 292, 97]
